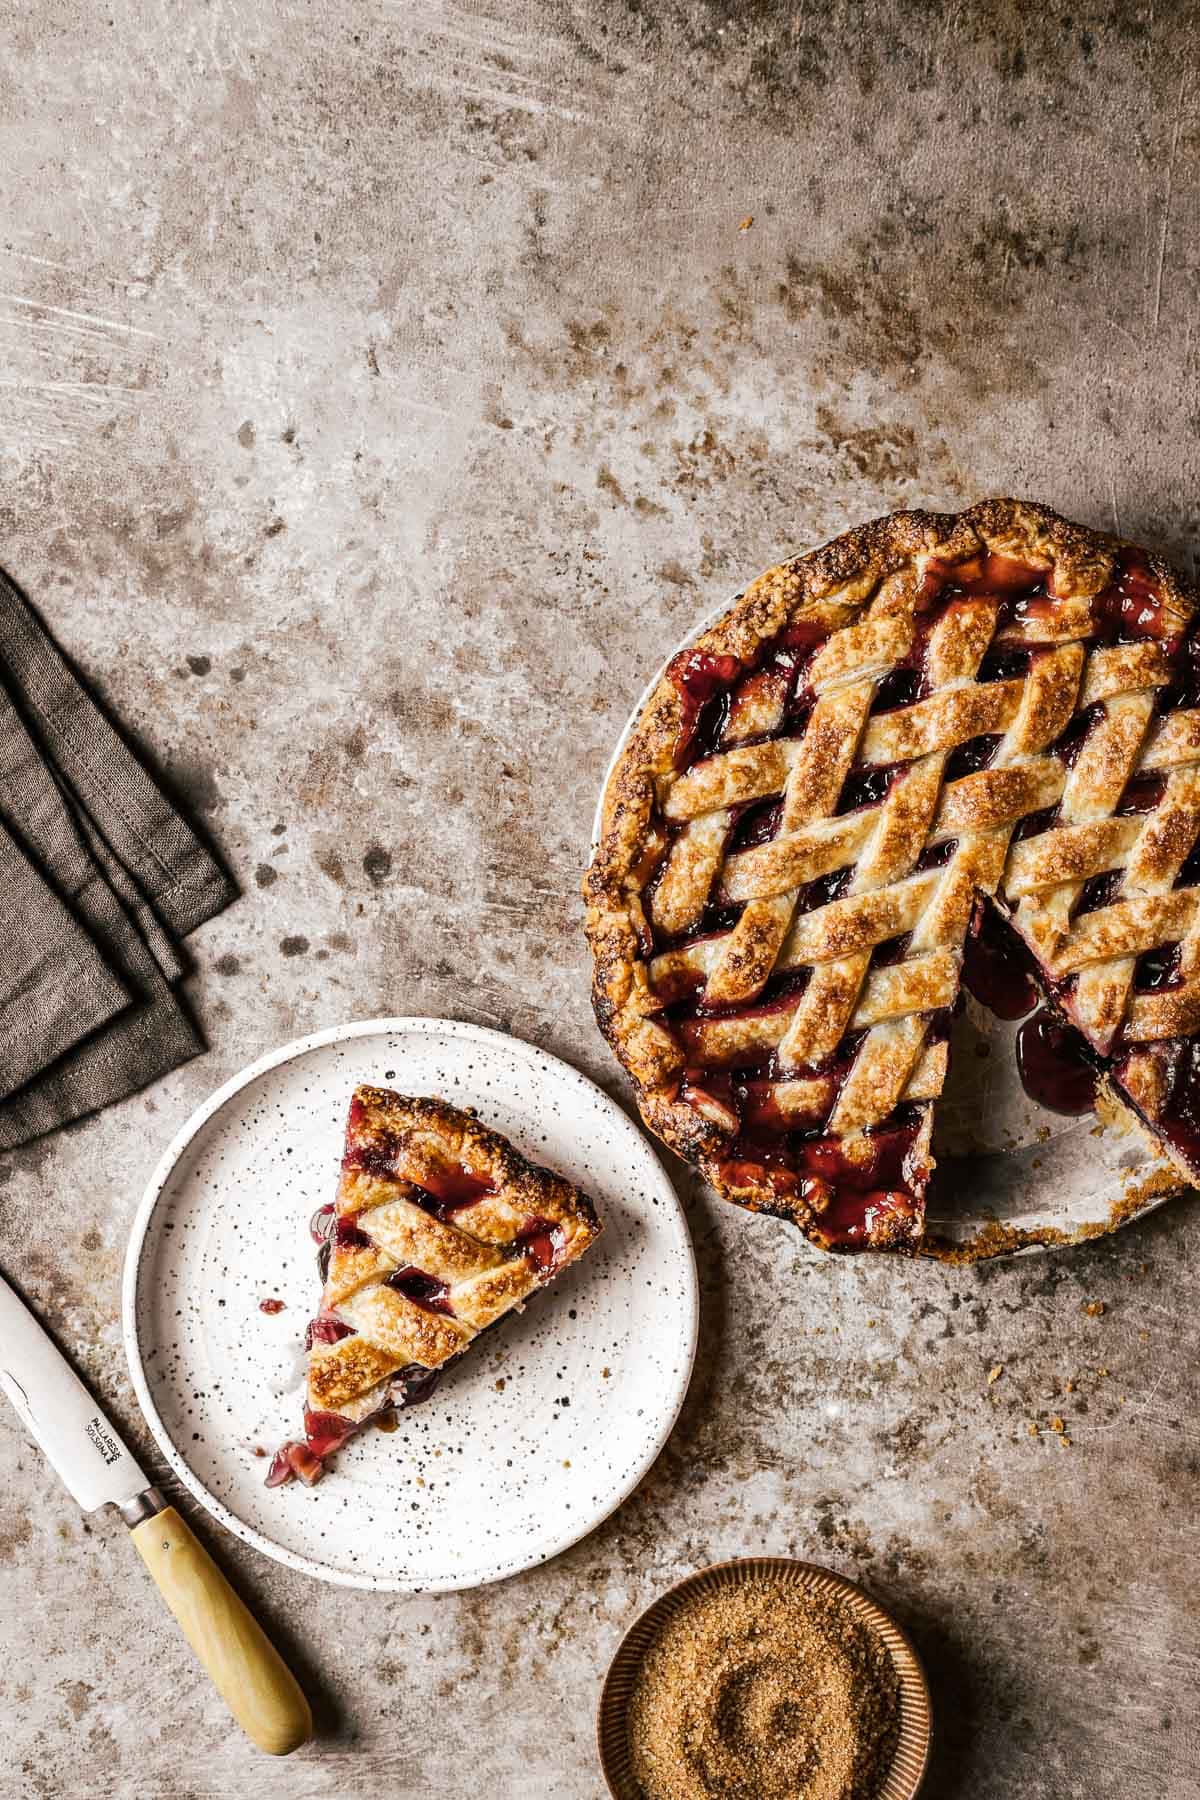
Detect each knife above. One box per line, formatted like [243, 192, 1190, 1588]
[0, 1271, 311, 1756]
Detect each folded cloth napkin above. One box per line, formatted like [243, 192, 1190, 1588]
[0, 568, 235, 1149]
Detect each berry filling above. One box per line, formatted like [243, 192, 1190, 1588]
[961, 901, 1040, 1021]
[514, 1216, 568, 1279]
[265, 1364, 444, 1487]
[1092, 551, 1174, 642]
[1053, 702, 1106, 769]
[728, 797, 784, 852]
[812, 1188, 921, 1251]
[1015, 1008, 1097, 1115]
[944, 733, 1001, 782]
[304, 1314, 356, 1349]
[1118, 1039, 1200, 1174]
[1074, 870, 1122, 919]
[836, 766, 894, 814]
[668, 649, 745, 764]
[1134, 943, 1182, 992]
[409, 1163, 496, 1218]
[1116, 772, 1168, 815]
[384, 1267, 455, 1315]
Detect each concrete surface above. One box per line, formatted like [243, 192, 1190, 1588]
[1, 2, 1199, 1795]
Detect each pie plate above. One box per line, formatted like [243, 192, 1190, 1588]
[123, 1018, 698, 1591]
[594, 596, 1192, 1261]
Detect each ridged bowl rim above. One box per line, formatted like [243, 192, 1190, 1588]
[596, 1556, 932, 1799]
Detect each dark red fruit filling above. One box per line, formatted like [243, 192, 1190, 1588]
[410, 1163, 495, 1219]
[797, 1113, 922, 1190]
[944, 734, 1001, 782]
[1121, 1040, 1200, 1173]
[781, 618, 832, 656]
[1074, 870, 1122, 918]
[915, 838, 956, 871]
[836, 766, 893, 814]
[1116, 772, 1167, 815]
[869, 932, 911, 970]
[304, 1314, 356, 1349]
[1054, 702, 1105, 769]
[941, 552, 1046, 600]
[315, 1210, 372, 1283]
[669, 647, 744, 709]
[514, 1216, 567, 1278]
[717, 1106, 926, 1219]
[393, 1362, 445, 1407]
[870, 667, 919, 714]
[1015, 1008, 1097, 1115]
[265, 1415, 353, 1489]
[797, 867, 853, 911]
[343, 1141, 403, 1179]
[976, 645, 1030, 684]
[258, 1297, 286, 1315]
[729, 797, 783, 851]
[1157, 626, 1200, 713]
[667, 649, 744, 763]
[303, 1409, 358, 1460]
[384, 1267, 455, 1315]
[1013, 804, 1060, 842]
[1092, 551, 1171, 642]
[814, 1188, 920, 1251]
[1134, 943, 1182, 991]
[961, 901, 1040, 1020]
[265, 1444, 313, 1488]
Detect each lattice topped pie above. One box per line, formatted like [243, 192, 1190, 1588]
[268, 1086, 601, 1485]
[584, 499, 1200, 1254]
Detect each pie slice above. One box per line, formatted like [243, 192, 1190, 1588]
[267, 1085, 602, 1486]
[584, 498, 1200, 1254]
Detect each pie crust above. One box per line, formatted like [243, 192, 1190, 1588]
[268, 1085, 602, 1485]
[584, 499, 1200, 1253]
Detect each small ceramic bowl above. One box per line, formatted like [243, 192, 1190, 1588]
[597, 1557, 932, 1799]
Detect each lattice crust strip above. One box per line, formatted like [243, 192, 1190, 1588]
[269, 1087, 601, 1484]
[584, 499, 1200, 1252]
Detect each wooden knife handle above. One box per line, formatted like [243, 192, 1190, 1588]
[130, 1505, 312, 1755]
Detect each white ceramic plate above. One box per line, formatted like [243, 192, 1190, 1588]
[593, 592, 1187, 1258]
[123, 1019, 698, 1591]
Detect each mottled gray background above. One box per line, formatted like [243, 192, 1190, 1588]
[1, 2, 1199, 1796]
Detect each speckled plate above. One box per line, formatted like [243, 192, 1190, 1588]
[594, 593, 1190, 1260]
[597, 1557, 932, 1798]
[123, 1018, 698, 1591]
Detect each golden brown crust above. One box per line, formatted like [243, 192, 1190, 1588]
[583, 498, 1199, 1246]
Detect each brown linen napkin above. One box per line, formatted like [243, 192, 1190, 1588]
[0, 816, 132, 1101]
[0, 568, 236, 1148]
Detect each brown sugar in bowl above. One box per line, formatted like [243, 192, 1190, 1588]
[597, 1558, 932, 1800]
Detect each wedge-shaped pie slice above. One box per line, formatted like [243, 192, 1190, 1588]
[268, 1085, 602, 1486]
[585, 498, 1200, 1253]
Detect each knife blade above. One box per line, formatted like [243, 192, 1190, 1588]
[0, 1273, 151, 1515]
[0, 1270, 311, 1756]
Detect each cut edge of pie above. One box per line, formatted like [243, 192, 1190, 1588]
[267, 1085, 602, 1486]
[583, 497, 1200, 1254]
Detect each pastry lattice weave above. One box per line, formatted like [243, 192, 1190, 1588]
[585, 500, 1200, 1248]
